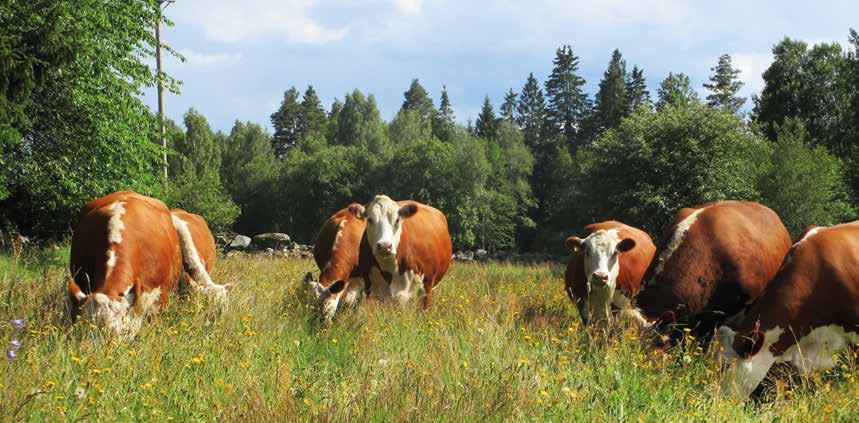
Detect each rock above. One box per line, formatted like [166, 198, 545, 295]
[253, 233, 291, 250]
[475, 249, 488, 261]
[227, 235, 252, 251]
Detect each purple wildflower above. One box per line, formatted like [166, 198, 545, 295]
[11, 319, 24, 329]
[10, 340, 20, 350]
[6, 350, 15, 360]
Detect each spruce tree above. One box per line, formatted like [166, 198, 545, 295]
[402, 78, 435, 123]
[704, 54, 746, 113]
[433, 86, 456, 141]
[299, 85, 327, 141]
[656, 72, 699, 111]
[544, 45, 590, 146]
[475, 95, 498, 140]
[270, 87, 302, 157]
[625, 65, 652, 112]
[592, 49, 628, 131]
[326, 98, 343, 145]
[516, 73, 546, 151]
[500, 89, 517, 122]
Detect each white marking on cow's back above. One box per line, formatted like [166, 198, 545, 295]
[780, 226, 826, 271]
[324, 219, 348, 272]
[653, 208, 706, 276]
[172, 214, 228, 303]
[105, 202, 127, 278]
[781, 324, 859, 375]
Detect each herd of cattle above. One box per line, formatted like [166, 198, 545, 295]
[68, 191, 858, 400]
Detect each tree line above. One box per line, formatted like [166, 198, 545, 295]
[1, 1, 857, 252]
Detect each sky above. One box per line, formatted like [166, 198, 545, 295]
[140, 0, 859, 133]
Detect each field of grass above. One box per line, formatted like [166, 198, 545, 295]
[1, 248, 858, 421]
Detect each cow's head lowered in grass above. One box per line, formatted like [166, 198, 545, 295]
[303, 272, 346, 323]
[566, 230, 636, 294]
[349, 195, 418, 260]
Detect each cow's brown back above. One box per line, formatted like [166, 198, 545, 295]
[638, 201, 791, 334]
[394, 201, 453, 290]
[171, 209, 216, 273]
[313, 207, 367, 287]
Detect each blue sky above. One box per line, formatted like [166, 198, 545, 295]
[141, 0, 858, 133]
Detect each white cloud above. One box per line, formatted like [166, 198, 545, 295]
[493, 0, 693, 27]
[732, 52, 773, 98]
[172, 0, 348, 44]
[392, 0, 422, 16]
[178, 49, 242, 66]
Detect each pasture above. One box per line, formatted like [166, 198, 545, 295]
[1, 249, 857, 421]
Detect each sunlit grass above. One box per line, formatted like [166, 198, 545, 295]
[0, 251, 857, 421]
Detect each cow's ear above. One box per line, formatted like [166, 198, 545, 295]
[733, 329, 765, 359]
[398, 203, 418, 218]
[328, 280, 346, 294]
[565, 236, 584, 253]
[616, 238, 636, 253]
[348, 203, 366, 219]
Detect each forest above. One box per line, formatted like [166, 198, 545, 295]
[2, 1, 858, 253]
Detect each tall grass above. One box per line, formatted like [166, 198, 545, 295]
[0, 251, 856, 421]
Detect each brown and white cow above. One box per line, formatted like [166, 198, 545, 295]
[636, 201, 792, 341]
[69, 191, 183, 338]
[717, 221, 859, 399]
[307, 206, 369, 322]
[349, 195, 452, 308]
[170, 208, 229, 301]
[564, 221, 655, 325]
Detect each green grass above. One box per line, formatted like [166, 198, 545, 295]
[0, 250, 857, 421]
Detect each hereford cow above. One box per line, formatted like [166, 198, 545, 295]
[170, 209, 230, 301]
[636, 201, 792, 341]
[717, 221, 859, 399]
[564, 221, 655, 325]
[348, 195, 452, 308]
[69, 191, 183, 338]
[306, 206, 369, 322]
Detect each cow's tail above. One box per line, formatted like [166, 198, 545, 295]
[172, 215, 230, 301]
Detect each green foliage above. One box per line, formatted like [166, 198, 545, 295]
[270, 87, 302, 157]
[475, 95, 499, 140]
[516, 73, 546, 153]
[0, 0, 178, 238]
[704, 54, 746, 114]
[626, 65, 652, 113]
[758, 118, 855, 236]
[168, 109, 239, 230]
[333, 90, 388, 153]
[543, 45, 590, 147]
[389, 109, 432, 145]
[432, 87, 456, 142]
[221, 121, 279, 234]
[656, 72, 699, 111]
[300, 85, 328, 142]
[401, 78, 435, 123]
[500, 89, 518, 122]
[563, 102, 773, 235]
[592, 49, 628, 132]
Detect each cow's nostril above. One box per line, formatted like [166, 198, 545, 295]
[593, 271, 608, 281]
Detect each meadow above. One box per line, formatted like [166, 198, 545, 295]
[1, 248, 857, 422]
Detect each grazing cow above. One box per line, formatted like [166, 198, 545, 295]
[718, 221, 859, 399]
[170, 209, 229, 301]
[349, 195, 452, 308]
[69, 191, 183, 338]
[636, 201, 792, 341]
[307, 206, 369, 322]
[564, 221, 655, 325]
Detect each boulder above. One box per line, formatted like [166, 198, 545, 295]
[253, 233, 291, 250]
[227, 235, 252, 251]
[475, 249, 488, 261]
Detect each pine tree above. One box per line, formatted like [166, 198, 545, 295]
[656, 72, 699, 111]
[500, 89, 518, 122]
[326, 98, 343, 145]
[516, 73, 546, 150]
[270, 87, 302, 157]
[299, 85, 327, 141]
[433, 86, 456, 141]
[402, 78, 435, 123]
[704, 54, 746, 113]
[625, 65, 652, 112]
[544, 45, 590, 146]
[592, 49, 628, 131]
[475, 95, 498, 140]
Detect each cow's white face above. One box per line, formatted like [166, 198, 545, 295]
[303, 273, 345, 323]
[76, 287, 161, 341]
[566, 230, 636, 293]
[716, 325, 779, 399]
[350, 195, 418, 261]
